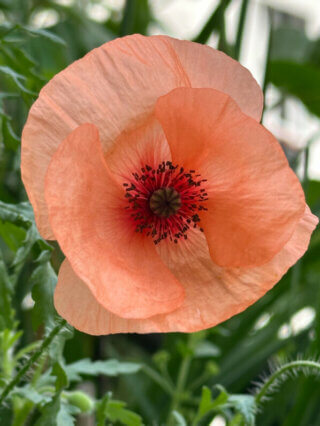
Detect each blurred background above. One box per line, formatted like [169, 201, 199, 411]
[0, 1, 320, 425]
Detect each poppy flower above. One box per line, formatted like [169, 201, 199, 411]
[21, 35, 318, 335]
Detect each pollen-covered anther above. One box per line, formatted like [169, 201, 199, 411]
[149, 187, 181, 218]
[123, 161, 208, 244]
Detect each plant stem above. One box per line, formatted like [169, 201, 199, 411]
[0, 319, 67, 405]
[12, 399, 34, 426]
[255, 360, 320, 405]
[234, 0, 249, 60]
[189, 371, 212, 392]
[262, 7, 274, 121]
[119, 0, 136, 37]
[142, 365, 174, 396]
[167, 354, 192, 424]
[193, 0, 232, 44]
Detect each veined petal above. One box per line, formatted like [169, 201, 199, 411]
[164, 36, 263, 122]
[105, 117, 171, 184]
[45, 123, 184, 319]
[21, 35, 262, 239]
[54, 207, 317, 334]
[155, 87, 306, 267]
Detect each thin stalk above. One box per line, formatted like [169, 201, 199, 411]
[189, 370, 212, 392]
[193, 0, 232, 44]
[12, 399, 34, 426]
[142, 365, 174, 396]
[0, 319, 67, 405]
[262, 8, 274, 121]
[289, 145, 310, 314]
[255, 360, 320, 405]
[234, 0, 249, 60]
[167, 354, 192, 424]
[217, 12, 229, 54]
[119, 0, 136, 37]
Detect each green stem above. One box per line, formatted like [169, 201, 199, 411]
[12, 399, 34, 426]
[119, 0, 136, 37]
[189, 371, 212, 392]
[142, 365, 174, 396]
[234, 0, 249, 60]
[289, 144, 310, 313]
[255, 360, 320, 405]
[0, 319, 67, 405]
[168, 354, 192, 424]
[193, 0, 232, 44]
[217, 12, 229, 54]
[262, 8, 274, 121]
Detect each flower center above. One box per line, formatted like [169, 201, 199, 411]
[123, 161, 208, 244]
[149, 187, 181, 218]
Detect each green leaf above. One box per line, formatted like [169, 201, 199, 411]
[0, 221, 26, 252]
[48, 323, 74, 362]
[1, 116, 20, 151]
[172, 410, 187, 426]
[31, 259, 73, 361]
[30, 303, 72, 362]
[65, 358, 142, 382]
[229, 413, 245, 426]
[210, 385, 229, 409]
[20, 25, 66, 47]
[52, 362, 69, 391]
[14, 340, 41, 362]
[0, 201, 52, 254]
[12, 385, 51, 404]
[35, 394, 79, 426]
[31, 261, 57, 331]
[97, 393, 143, 426]
[198, 386, 213, 417]
[0, 201, 35, 225]
[0, 200, 53, 284]
[0, 255, 14, 329]
[107, 400, 142, 426]
[35, 396, 60, 426]
[194, 341, 221, 358]
[194, 385, 229, 425]
[306, 180, 320, 211]
[269, 60, 320, 117]
[0, 65, 35, 95]
[228, 395, 256, 426]
[57, 403, 79, 426]
[12, 224, 38, 270]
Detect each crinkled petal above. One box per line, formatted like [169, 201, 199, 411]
[21, 35, 262, 239]
[155, 87, 305, 267]
[164, 36, 263, 122]
[45, 123, 184, 319]
[105, 117, 171, 184]
[54, 207, 317, 334]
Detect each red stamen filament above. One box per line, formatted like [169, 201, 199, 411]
[123, 161, 208, 244]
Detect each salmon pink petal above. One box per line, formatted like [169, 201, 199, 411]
[164, 36, 263, 122]
[54, 207, 317, 334]
[21, 35, 262, 239]
[155, 87, 306, 267]
[105, 117, 171, 184]
[45, 123, 184, 319]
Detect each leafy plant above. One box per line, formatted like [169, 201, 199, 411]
[0, 1, 319, 425]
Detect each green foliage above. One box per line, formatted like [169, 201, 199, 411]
[0, 1, 319, 426]
[65, 358, 142, 382]
[96, 392, 143, 426]
[31, 261, 58, 331]
[269, 61, 320, 118]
